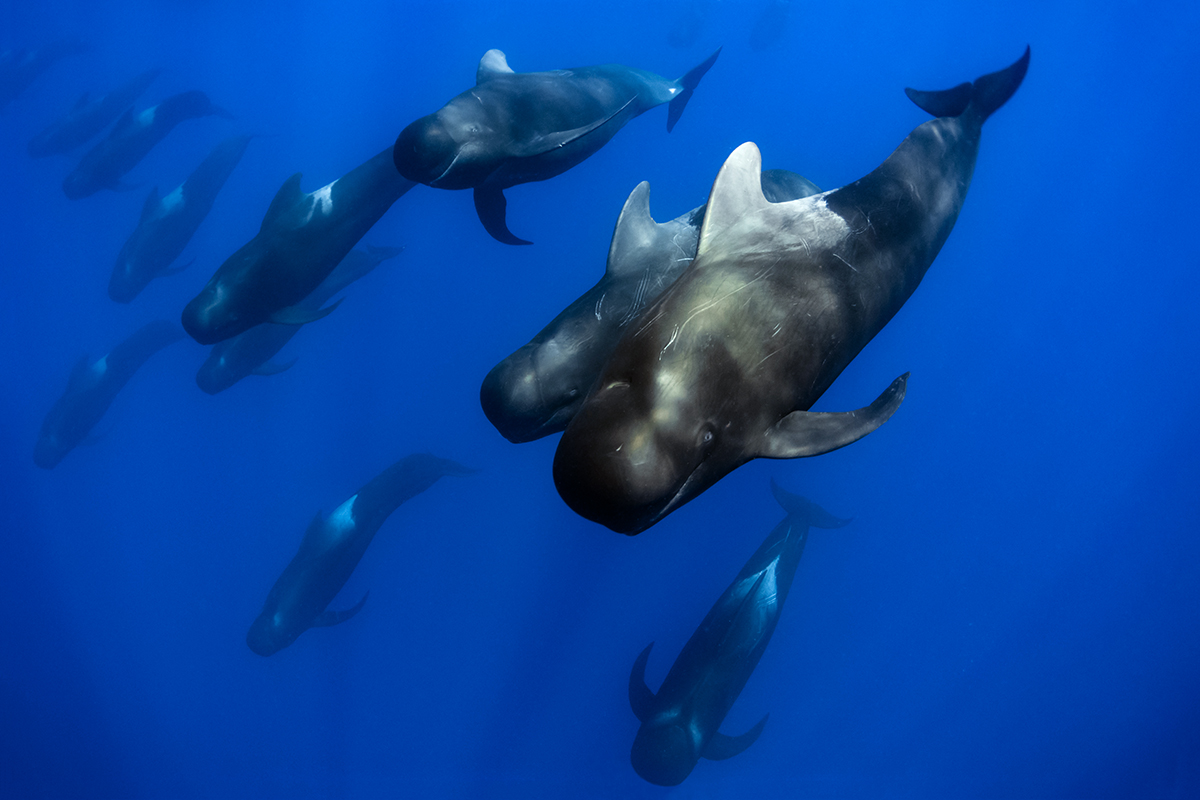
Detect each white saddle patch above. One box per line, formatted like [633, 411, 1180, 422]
[137, 106, 157, 126]
[160, 185, 184, 215]
[325, 493, 358, 543]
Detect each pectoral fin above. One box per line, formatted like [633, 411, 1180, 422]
[252, 358, 297, 377]
[701, 714, 768, 760]
[758, 373, 908, 459]
[268, 298, 342, 326]
[473, 187, 532, 245]
[628, 643, 657, 722]
[509, 96, 636, 159]
[312, 591, 369, 627]
[158, 257, 194, 277]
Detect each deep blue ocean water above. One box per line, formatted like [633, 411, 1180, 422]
[2, 1, 1198, 797]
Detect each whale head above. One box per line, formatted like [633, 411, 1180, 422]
[480, 335, 591, 443]
[393, 108, 497, 189]
[246, 611, 298, 657]
[181, 244, 267, 345]
[630, 720, 699, 786]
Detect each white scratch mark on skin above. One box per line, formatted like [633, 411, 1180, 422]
[833, 253, 859, 273]
[659, 325, 680, 359]
[594, 293, 605, 321]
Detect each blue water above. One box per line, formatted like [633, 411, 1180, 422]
[3, 1, 1198, 797]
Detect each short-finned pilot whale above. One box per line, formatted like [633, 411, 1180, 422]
[629, 482, 848, 785]
[182, 147, 415, 345]
[109, 135, 251, 303]
[196, 244, 403, 394]
[481, 169, 819, 443]
[246, 453, 476, 656]
[393, 47, 720, 245]
[0, 39, 86, 112]
[33, 320, 185, 469]
[28, 68, 160, 158]
[554, 48, 1030, 534]
[62, 90, 232, 199]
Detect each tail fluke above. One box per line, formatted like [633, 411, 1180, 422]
[770, 480, 852, 529]
[667, 47, 721, 133]
[906, 46, 1030, 124]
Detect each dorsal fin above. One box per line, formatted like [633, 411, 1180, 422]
[696, 142, 770, 258]
[110, 108, 135, 137]
[605, 181, 661, 277]
[295, 511, 326, 558]
[262, 172, 304, 230]
[477, 49, 514, 83]
[139, 186, 160, 223]
[66, 355, 92, 389]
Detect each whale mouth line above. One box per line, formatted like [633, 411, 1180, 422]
[429, 150, 465, 187]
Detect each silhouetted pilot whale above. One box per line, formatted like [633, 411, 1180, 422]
[182, 147, 415, 345]
[393, 47, 720, 245]
[0, 39, 86, 112]
[110, 135, 251, 303]
[554, 47, 1030, 534]
[246, 453, 475, 656]
[62, 90, 231, 199]
[629, 482, 848, 785]
[481, 169, 818, 443]
[28, 68, 160, 158]
[33, 320, 185, 469]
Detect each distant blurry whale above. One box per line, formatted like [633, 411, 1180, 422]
[628, 482, 848, 785]
[246, 453, 476, 656]
[0, 39, 86, 112]
[34, 320, 185, 469]
[62, 90, 231, 199]
[393, 47, 720, 245]
[182, 147, 415, 345]
[555, 48, 1030, 534]
[195, 244, 403, 394]
[109, 135, 251, 303]
[28, 68, 160, 158]
[481, 169, 819, 443]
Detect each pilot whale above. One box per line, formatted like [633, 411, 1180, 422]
[182, 147, 415, 345]
[28, 68, 160, 158]
[629, 482, 848, 785]
[246, 453, 475, 656]
[393, 47, 720, 245]
[554, 48, 1030, 534]
[62, 90, 231, 199]
[110, 135, 251, 303]
[196, 244, 403, 394]
[34, 320, 185, 469]
[481, 169, 818, 443]
[0, 39, 86, 112]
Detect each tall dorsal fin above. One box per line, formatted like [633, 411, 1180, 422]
[477, 49, 514, 83]
[696, 142, 771, 258]
[66, 354, 92, 389]
[262, 172, 304, 230]
[139, 186, 160, 223]
[605, 181, 661, 277]
[295, 510, 326, 558]
[110, 108, 135, 137]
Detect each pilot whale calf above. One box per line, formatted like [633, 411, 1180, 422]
[196, 244, 403, 394]
[182, 147, 415, 345]
[629, 482, 848, 785]
[110, 135, 251, 303]
[554, 48, 1030, 534]
[246, 453, 475, 656]
[481, 169, 819, 443]
[62, 90, 231, 199]
[34, 320, 185, 469]
[28, 68, 160, 158]
[393, 47, 720, 245]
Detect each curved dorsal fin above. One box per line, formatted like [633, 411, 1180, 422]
[605, 181, 661, 277]
[262, 172, 303, 230]
[696, 142, 770, 259]
[477, 49, 514, 83]
[139, 186, 160, 223]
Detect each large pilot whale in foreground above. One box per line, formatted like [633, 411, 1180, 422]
[182, 147, 415, 345]
[246, 453, 475, 656]
[393, 47, 720, 245]
[629, 482, 848, 785]
[555, 48, 1030, 534]
[481, 169, 819, 443]
[34, 321, 185, 469]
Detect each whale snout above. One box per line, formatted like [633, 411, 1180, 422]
[631, 723, 698, 786]
[246, 615, 290, 657]
[182, 287, 241, 346]
[480, 347, 582, 443]
[393, 115, 457, 186]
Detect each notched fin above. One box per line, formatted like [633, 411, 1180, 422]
[697, 142, 770, 258]
[474, 187, 532, 245]
[477, 49, 514, 83]
[702, 714, 768, 760]
[629, 643, 657, 722]
[268, 298, 342, 326]
[605, 181, 661, 277]
[758, 373, 909, 459]
[312, 591, 369, 627]
[263, 172, 304, 230]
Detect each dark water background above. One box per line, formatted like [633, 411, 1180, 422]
[3, 1, 1198, 797]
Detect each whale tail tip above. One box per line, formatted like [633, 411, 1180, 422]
[667, 46, 721, 133]
[905, 45, 1030, 124]
[769, 480, 852, 529]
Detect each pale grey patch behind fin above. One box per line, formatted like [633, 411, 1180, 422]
[476, 49, 514, 83]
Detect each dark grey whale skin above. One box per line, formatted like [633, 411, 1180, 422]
[246, 454, 475, 657]
[109, 135, 251, 303]
[62, 90, 230, 199]
[628, 483, 848, 786]
[28, 68, 160, 158]
[480, 169, 819, 444]
[195, 245, 402, 395]
[33, 321, 185, 469]
[554, 48, 1030, 535]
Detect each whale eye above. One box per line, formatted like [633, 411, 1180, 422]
[567, 388, 579, 398]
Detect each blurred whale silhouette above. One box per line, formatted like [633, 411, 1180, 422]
[393, 47, 720, 245]
[629, 482, 848, 785]
[28, 68, 160, 158]
[0, 39, 86, 112]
